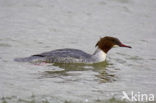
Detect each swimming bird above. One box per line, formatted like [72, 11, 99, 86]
[15, 36, 131, 64]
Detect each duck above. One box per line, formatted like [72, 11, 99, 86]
[15, 36, 131, 64]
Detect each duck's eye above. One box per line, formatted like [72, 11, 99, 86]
[112, 39, 116, 42]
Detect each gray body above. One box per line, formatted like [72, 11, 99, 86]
[15, 48, 93, 63]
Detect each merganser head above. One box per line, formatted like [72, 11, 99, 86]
[96, 36, 132, 53]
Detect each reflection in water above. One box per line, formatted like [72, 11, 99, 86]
[40, 61, 116, 83]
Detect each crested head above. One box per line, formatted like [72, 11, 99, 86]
[96, 36, 131, 53]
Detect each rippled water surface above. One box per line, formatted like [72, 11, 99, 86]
[0, 0, 156, 103]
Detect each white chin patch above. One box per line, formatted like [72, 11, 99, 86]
[113, 45, 119, 48]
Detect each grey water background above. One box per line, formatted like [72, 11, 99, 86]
[0, 0, 156, 103]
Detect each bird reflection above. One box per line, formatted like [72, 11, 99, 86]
[40, 61, 116, 83]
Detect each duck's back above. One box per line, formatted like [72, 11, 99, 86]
[15, 48, 91, 63]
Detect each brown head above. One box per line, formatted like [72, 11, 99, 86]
[96, 36, 132, 53]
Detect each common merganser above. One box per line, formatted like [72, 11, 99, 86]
[15, 36, 131, 63]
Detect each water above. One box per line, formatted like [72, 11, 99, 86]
[0, 0, 156, 103]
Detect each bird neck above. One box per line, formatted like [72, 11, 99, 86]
[91, 48, 107, 63]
